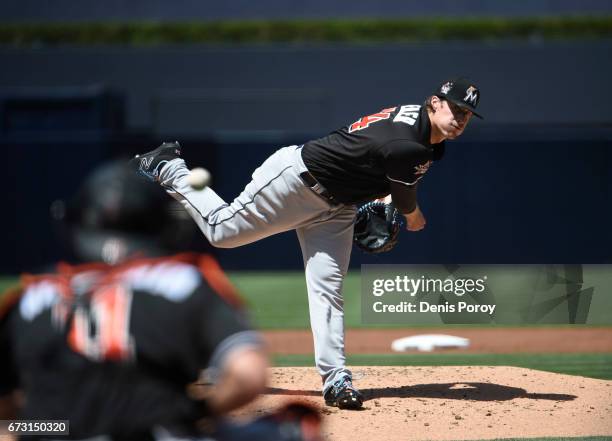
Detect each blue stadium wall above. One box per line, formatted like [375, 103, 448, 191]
[1, 42, 611, 271]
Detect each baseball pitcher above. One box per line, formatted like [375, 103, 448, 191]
[131, 78, 482, 410]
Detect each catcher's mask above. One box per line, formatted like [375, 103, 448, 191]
[52, 161, 192, 264]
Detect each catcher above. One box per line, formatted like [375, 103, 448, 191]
[132, 77, 482, 409]
[0, 162, 321, 441]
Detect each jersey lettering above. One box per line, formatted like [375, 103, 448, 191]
[68, 284, 135, 361]
[348, 107, 396, 133]
[393, 105, 421, 126]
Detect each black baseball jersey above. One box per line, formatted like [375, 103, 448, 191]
[0, 254, 258, 439]
[302, 104, 445, 211]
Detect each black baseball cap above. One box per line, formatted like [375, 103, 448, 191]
[435, 77, 483, 119]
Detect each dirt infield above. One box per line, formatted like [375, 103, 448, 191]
[262, 327, 612, 354]
[233, 366, 612, 441]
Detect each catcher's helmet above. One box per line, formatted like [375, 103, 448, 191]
[54, 161, 191, 264]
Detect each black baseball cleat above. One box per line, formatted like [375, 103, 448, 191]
[324, 377, 364, 410]
[130, 141, 182, 182]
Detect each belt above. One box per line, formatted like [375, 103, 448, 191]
[299, 171, 337, 205]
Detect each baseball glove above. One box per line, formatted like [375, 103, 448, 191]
[353, 201, 402, 253]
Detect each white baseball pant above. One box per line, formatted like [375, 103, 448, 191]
[159, 145, 356, 393]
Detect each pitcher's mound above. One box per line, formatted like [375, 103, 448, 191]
[232, 366, 612, 441]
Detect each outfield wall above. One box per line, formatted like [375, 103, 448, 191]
[3, 129, 609, 272]
[1, 42, 610, 271]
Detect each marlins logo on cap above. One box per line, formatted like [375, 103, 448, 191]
[435, 77, 483, 119]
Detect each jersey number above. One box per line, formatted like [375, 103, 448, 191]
[68, 284, 135, 361]
[348, 107, 397, 133]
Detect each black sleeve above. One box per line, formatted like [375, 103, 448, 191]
[390, 181, 418, 214]
[193, 281, 262, 370]
[381, 140, 432, 186]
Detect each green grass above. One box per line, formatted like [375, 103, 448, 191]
[230, 270, 508, 328]
[0, 276, 19, 293]
[229, 271, 612, 329]
[273, 353, 612, 380]
[4, 270, 612, 329]
[3, 272, 611, 381]
[229, 271, 359, 329]
[1, 17, 612, 46]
